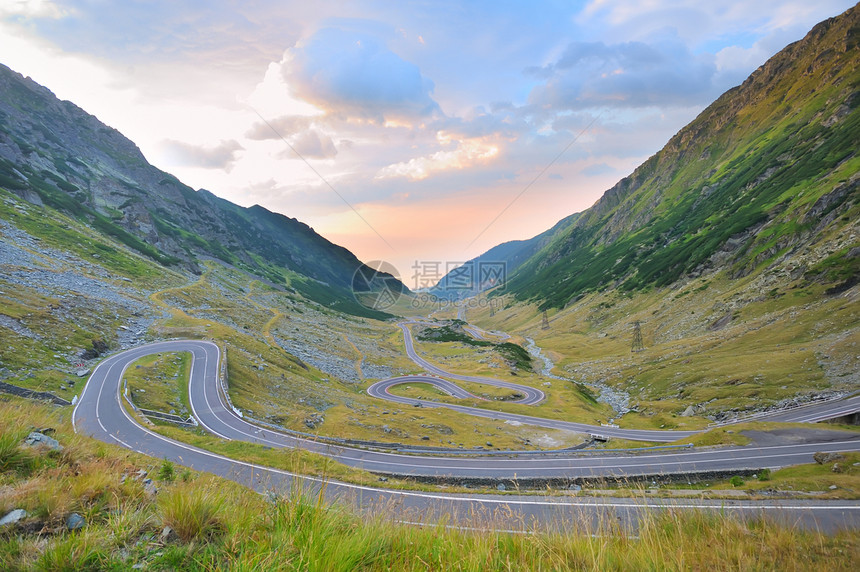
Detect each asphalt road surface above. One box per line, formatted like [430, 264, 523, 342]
[366, 320, 692, 441]
[392, 321, 546, 405]
[73, 339, 860, 531]
[369, 321, 860, 442]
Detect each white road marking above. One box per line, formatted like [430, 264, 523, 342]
[73, 338, 860, 528]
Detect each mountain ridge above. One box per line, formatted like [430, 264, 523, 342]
[0, 64, 404, 318]
[488, 5, 859, 308]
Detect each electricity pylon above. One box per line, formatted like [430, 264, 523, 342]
[631, 320, 644, 352]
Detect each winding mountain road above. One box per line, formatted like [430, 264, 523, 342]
[72, 338, 860, 531]
[388, 321, 546, 405]
[369, 322, 699, 442]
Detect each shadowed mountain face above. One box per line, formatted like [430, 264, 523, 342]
[471, 6, 858, 309]
[0, 63, 405, 318]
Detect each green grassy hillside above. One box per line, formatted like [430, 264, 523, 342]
[506, 6, 859, 309]
[0, 63, 405, 318]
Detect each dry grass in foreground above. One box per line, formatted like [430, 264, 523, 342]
[1, 397, 858, 571]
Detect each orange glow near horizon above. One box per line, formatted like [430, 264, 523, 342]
[316, 165, 621, 281]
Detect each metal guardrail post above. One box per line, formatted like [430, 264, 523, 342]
[217, 345, 243, 418]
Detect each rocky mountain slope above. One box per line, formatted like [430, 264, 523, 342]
[458, 6, 858, 420]
[0, 65, 403, 318]
[502, 5, 858, 309]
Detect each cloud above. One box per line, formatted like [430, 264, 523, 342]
[430, 108, 524, 140]
[279, 129, 338, 160]
[375, 131, 499, 181]
[9, 0, 854, 275]
[245, 113, 337, 159]
[281, 25, 441, 122]
[160, 139, 243, 170]
[528, 36, 718, 110]
[579, 1, 855, 45]
[245, 115, 315, 141]
[0, 0, 68, 19]
[713, 24, 816, 88]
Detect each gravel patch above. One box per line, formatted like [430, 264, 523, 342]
[274, 335, 360, 383]
[0, 314, 41, 339]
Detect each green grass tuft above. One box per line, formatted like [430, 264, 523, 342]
[157, 482, 227, 543]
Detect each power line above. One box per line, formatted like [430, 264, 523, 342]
[465, 111, 603, 252]
[251, 108, 395, 252]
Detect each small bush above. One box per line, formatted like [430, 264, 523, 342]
[158, 459, 175, 482]
[757, 468, 771, 481]
[730, 475, 744, 487]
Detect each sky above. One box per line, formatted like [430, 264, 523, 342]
[0, 0, 855, 284]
